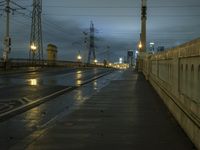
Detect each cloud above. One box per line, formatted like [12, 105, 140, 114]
[1, 0, 200, 61]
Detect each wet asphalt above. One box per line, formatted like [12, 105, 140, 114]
[11, 69, 195, 150]
[0, 67, 122, 149]
[0, 67, 110, 113]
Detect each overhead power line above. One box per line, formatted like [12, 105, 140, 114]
[41, 5, 200, 8]
[42, 13, 200, 18]
[10, 8, 81, 43]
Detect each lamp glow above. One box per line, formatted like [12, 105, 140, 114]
[138, 42, 142, 49]
[119, 57, 123, 64]
[30, 43, 37, 51]
[77, 55, 82, 60]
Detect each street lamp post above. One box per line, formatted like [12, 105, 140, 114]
[77, 50, 82, 62]
[77, 54, 82, 62]
[138, 41, 142, 51]
[94, 59, 98, 64]
[136, 41, 143, 71]
[30, 43, 37, 61]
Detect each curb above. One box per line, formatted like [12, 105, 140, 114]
[0, 87, 75, 122]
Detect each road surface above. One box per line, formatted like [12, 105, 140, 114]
[0, 67, 123, 149]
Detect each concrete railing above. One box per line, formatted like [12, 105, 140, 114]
[0, 58, 103, 68]
[142, 38, 200, 149]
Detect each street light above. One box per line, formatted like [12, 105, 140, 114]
[119, 57, 123, 64]
[77, 50, 82, 62]
[77, 54, 82, 61]
[94, 59, 98, 63]
[30, 43, 37, 60]
[138, 41, 142, 49]
[30, 43, 37, 51]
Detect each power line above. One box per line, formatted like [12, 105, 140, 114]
[15, 7, 200, 19]
[42, 13, 200, 18]
[10, 1, 25, 10]
[41, 5, 200, 8]
[13, 6, 82, 39]
[11, 9, 80, 44]
[6, 18, 71, 52]
[43, 18, 72, 34]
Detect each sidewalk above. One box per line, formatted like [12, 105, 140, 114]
[12, 70, 195, 150]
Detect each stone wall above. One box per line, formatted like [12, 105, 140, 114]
[142, 38, 200, 149]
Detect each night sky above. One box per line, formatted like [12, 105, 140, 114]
[0, 0, 200, 62]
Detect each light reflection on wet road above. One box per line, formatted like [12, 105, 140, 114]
[0, 67, 112, 116]
[0, 68, 109, 100]
[0, 68, 104, 86]
[0, 68, 123, 150]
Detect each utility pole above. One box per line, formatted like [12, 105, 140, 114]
[30, 0, 43, 62]
[141, 0, 147, 52]
[87, 21, 96, 64]
[1, 0, 25, 69]
[3, 0, 11, 65]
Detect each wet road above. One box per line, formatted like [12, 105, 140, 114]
[0, 67, 112, 115]
[0, 67, 123, 149]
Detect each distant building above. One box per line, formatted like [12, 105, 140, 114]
[149, 42, 155, 52]
[157, 46, 165, 52]
[47, 44, 57, 65]
[127, 50, 134, 66]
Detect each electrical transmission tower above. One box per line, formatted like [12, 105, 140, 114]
[87, 21, 96, 64]
[29, 0, 43, 61]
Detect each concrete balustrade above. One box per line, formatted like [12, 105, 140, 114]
[142, 38, 200, 149]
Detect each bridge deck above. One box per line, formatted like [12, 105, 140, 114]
[13, 70, 195, 150]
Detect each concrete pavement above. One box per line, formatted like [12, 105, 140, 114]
[11, 69, 195, 150]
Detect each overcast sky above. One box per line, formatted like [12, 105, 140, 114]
[0, 0, 200, 62]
